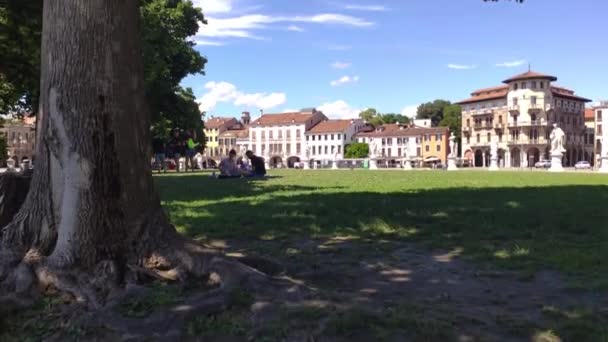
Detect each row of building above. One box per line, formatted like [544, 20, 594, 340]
[204, 110, 449, 168]
[203, 69, 606, 170]
[0, 116, 37, 165]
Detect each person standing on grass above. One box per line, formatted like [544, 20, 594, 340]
[245, 150, 266, 177]
[185, 129, 200, 172]
[151, 135, 167, 173]
[167, 129, 183, 172]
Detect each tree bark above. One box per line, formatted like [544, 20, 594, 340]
[0, 0, 178, 286]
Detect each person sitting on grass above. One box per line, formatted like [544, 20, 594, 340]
[218, 149, 242, 178]
[245, 150, 266, 177]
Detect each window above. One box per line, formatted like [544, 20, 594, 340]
[306, 136, 310, 141]
[498, 115, 503, 123]
[325, 134, 328, 140]
[522, 82, 527, 89]
[531, 96, 537, 105]
[331, 146, 335, 154]
[287, 130, 291, 138]
[382, 138, 386, 145]
[540, 82, 544, 89]
[261, 131, 266, 139]
[252, 131, 256, 139]
[425, 145, 430, 152]
[297, 143, 301, 154]
[387, 138, 392, 145]
[296, 129, 301, 137]
[324, 146, 328, 154]
[398, 148, 402, 156]
[514, 83, 519, 90]
[466, 118, 470, 127]
[498, 133, 503, 142]
[286, 144, 291, 154]
[436, 145, 440, 152]
[312, 135, 316, 141]
[252, 144, 257, 153]
[331, 134, 334, 140]
[532, 81, 537, 89]
[312, 146, 316, 155]
[435, 134, 441, 141]
[598, 110, 602, 120]
[387, 148, 392, 157]
[513, 98, 518, 106]
[343, 134, 346, 140]
[487, 133, 491, 142]
[337, 145, 341, 153]
[269, 131, 273, 139]
[318, 135, 322, 141]
[278, 130, 282, 139]
[476, 134, 480, 143]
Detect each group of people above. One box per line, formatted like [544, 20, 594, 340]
[218, 150, 266, 178]
[152, 128, 200, 173]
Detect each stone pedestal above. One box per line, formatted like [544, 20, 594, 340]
[403, 159, 412, 170]
[548, 153, 564, 172]
[599, 156, 608, 173]
[447, 156, 459, 171]
[369, 159, 378, 170]
[303, 160, 310, 170]
[488, 157, 499, 171]
[332, 160, 339, 170]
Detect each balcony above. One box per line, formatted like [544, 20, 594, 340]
[507, 137, 549, 145]
[474, 123, 494, 130]
[508, 105, 520, 114]
[494, 123, 506, 131]
[528, 104, 543, 114]
[471, 109, 493, 116]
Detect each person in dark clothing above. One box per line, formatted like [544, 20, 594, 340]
[245, 150, 266, 177]
[167, 129, 184, 172]
[151, 136, 166, 173]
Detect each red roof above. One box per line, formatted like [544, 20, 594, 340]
[584, 108, 595, 121]
[502, 70, 557, 83]
[251, 111, 325, 126]
[471, 85, 509, 96]
[355, 124, 448, 138]
[205, 117, 238, 129]
[456, 87, 509, 105]
[551, 87, 592, 102]
[307, 119, 356, 133]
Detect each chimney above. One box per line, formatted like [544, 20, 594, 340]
[241, 111, 251, 125]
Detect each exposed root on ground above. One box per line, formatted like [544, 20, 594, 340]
[0, 226, 311, 338]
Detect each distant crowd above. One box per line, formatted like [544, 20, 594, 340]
[151, 128, 201, 172]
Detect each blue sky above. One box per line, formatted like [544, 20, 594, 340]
[183, 0, 607, 119]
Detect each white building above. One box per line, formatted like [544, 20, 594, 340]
[249, 108, 327, 168]
[305, 119, 364, 165]
[413, 119, 431, 128]
[595, 101, 608, 168]
[458, 70, 591, 168]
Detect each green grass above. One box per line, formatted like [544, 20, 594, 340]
[158, 170, 608, 285]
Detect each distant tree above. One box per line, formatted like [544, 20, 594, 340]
[359, 108, 378, 121]
[416, 100, 451, 127]
[439, 105, 462, 153]
[345, 143, 369, 158]
[381, 113, 410, 125]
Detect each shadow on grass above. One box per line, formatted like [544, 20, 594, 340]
[157, 174, 608, 284]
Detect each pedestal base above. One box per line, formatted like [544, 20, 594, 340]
[488, 157, 499, 171]
[599, 156, 608, 173]
[403, 160, 412, 170]
[548, 153, 564, 172]
[303, 160, 310, 170]
[447, 157, 458, 171]
[332, 161, 339, 170]
[369, 159, 378, 170]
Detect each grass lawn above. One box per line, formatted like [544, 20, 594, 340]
[159, 169, 608, 287]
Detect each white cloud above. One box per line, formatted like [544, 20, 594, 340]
[330, 75, 360, 87]
[447, 64, 477, 70]
[496, 59, 527, 67]
[287, 25, 305, 32]
[197, 81, 286, 112]
[331, 61, 351, 69]
[401, 105, 419, 118]
[192, 39, 225, 46]
[196, 13, 372, 43]
[344, 4, 388, 11]
[191, 0, 232, 14]
[318, 100, 361, 119]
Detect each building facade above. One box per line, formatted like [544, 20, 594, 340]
[595, 101, 608, 166]
[584, 108, 596, 165]
[249, 108, 327, 168]
[458, 71, 591, 168]
[217, 112, 251, 158]
[355, 124, 449, 166]
[203, 117, 238, 158]
[305, 119, 364, 165]
[1, 117, 36, 165]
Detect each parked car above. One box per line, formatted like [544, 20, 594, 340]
[534, 160, 551, 169]
[574, 161, 591, 170]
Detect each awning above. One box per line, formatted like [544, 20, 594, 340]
[424, 157, 440, 162]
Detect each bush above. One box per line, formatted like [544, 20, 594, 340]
[345, 143, 369, 158]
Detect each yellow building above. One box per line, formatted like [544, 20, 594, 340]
[203, 117, 237, 158]
[420, 127, 450, 165]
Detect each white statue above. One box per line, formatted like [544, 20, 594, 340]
[449, 136, 456, 158]
[305, 145, 311, 159]
[334, 150, 340, 161]
[240, 145, 247, 156]
[490, 139, 498, 158]
[550, 123, 566, 154]
[369, 140, 379, 158]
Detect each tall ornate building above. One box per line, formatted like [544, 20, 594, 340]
[458, 71, 591, 167]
